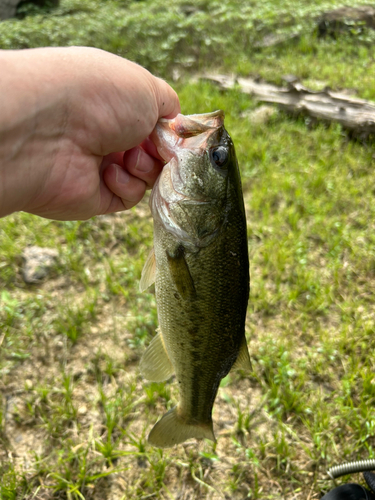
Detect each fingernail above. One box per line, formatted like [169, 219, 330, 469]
[115, 164, 130, 185]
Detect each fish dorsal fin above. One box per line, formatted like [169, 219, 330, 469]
[139, 247, 156, 292]
[166, 246, 196, 300]
[140, 330, 174, 382]
[232, 337, 252, 372]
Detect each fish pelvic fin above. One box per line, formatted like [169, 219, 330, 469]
[232, 336, 252, 372]
[140, 330, 174, 382]
[139, 247, 156, 292]
[148, 406, 216, 448]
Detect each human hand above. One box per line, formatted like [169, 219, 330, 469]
[0, 46, 180, 220]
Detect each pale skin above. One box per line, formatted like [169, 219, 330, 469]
[0, 46, 180, 220]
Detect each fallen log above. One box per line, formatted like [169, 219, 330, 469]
[317, 6, 375, 38]
[200, 73, 375, 138]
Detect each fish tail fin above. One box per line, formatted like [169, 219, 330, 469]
[148, 406, 215, 448]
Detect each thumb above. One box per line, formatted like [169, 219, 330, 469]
[153, 76, 181, 120]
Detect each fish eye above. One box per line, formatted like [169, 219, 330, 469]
[210, 146, 228, 168]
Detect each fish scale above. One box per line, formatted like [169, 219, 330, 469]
[139, 110, 250, 448]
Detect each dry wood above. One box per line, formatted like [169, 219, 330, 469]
[200, 73, 375, 137]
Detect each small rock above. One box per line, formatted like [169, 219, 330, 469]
[282, 74, 300, 85]
[241, 105, 276, 125]
[78, 405, 87, 415]
[54, 340, 64, 350]
[172, 68, 181, 82]
[24, 379, 33, 390]
[22, 246, 58, 284]
[254, 32, 300, 48]
[14, 433, 24, 443]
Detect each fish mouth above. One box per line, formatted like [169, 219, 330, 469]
[151, 110, 225, 162]
[161, 110, 225, 139]
[149, 111, 227, 250]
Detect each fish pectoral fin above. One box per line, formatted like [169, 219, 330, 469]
[140, 330, 174, 382]
[166, 245, 196, 300]
[148, 406, 216, 448]
[139, 247, 156, 292]
[232, 337, 252, 372]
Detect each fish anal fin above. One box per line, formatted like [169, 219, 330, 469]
[166, 245, 196, 300]
[139, 247, 156, 292]
[148, 406, 216, 448]
[232, 337, 252, 372]
[140, 330, 174, 382]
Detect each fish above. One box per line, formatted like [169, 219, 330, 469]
[139, 110, 250, 448]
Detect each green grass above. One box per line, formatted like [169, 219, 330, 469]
[2, 0, 375, 498]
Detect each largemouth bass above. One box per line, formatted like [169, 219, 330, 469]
[139, 110, 250, 448]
